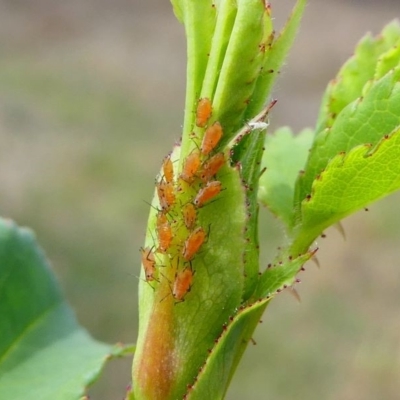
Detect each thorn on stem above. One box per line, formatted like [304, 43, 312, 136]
[334, 221, 346, 240]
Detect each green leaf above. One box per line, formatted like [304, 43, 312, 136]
[170, 0, 184, 22]
[316, 20, 400, 133]
[173, 0, 217, 149]
[211, 0, 269, 139]
[374, 36, 400, 80]
[134, 2, 312, 398]
[295, 67, 400, 215]
[200, 0, 238, 102]
[0, 218, 115, 400]
[292, 126, 400, 254]
[245, 0, 307, 118]
[230, 127, 267, 302]
[259, 127, 314, 230]
[187, 245, 315, 399]
[186, 299, 269, 400]
[254, 250, 314, 299]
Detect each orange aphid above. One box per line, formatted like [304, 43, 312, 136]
[162, 155, 174, 184]
[201, 122, 223, 155]
[180, 150, 201, 183]
[193, 181, 222, 207]
[157, 181, 176, 212]
[198, 152, 225, 182]
[156, 212, 168, 228]
[182, 203, 197, 230]
[196, 97, 212, 128]
[182, 226, 206, 261]
[156, 213, 173, 253]
[173, 267, 194, 301]
[140, 246, 157, 281]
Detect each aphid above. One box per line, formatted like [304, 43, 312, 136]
[140, 246, 157, 281]
[162, 155, 174, 184]
[193, 181, 222, 207]
[180, 150, 201, 183]
[173, 267, 194, 302]
[182, 227, 206, 261]
[196, 97, 212, 128]
[156, 212, 168, 228]
[198, 152, 225, 182]
[201, 122, 223, 155]
[157, 181, 176, 212]
[182, 203, 197, 230]
[156, 213, 173, 253]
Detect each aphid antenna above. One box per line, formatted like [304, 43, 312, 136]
[143, 199, 165, 215]
[142, 199, 164, 216]
[181, 263, 196, 277]
[145, 245, 160, 266]
[188, 133, 202, 150]
[151, 233, 172, 262]
[157, 269, 176, 303]
[209, 167, 232, 182]
[180, 196, 196, 208]
[155, 175, 166, 185]
[185, 259, 194, 271]
[123, 269, 151, 284]
[138, 274, 159, 289]
[139, 244, 156, 258]
[159, 285, 173, 303]
[145, 228, 158, 250]
[154, 256, 171, 269]
[158, 268, 172, 284]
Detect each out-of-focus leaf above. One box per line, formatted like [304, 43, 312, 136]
[0, 218, 116, 400]
[259, 127, 313, 230]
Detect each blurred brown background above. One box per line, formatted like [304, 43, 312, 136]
[1, 0, 400, 399]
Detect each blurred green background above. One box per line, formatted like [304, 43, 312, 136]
[1, 0, 400, 399]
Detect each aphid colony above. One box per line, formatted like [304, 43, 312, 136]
[141, 97, 225, 302]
